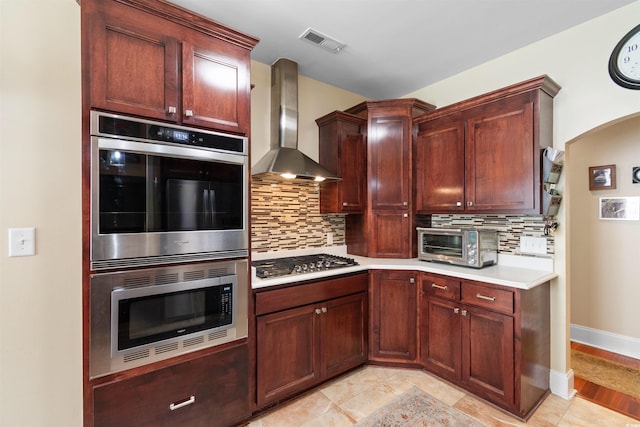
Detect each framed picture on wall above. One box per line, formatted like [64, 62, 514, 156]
[589, 164, 616, 190]
[599, 197, 640, 220]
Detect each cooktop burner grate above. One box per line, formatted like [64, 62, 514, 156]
[252, 254, 358, 278]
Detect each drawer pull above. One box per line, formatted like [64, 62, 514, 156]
[476, 293, 496, 302]
[169, 395, 195, 411]
[431, 283, 448, 291]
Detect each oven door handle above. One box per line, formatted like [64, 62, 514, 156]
[96, 137, 247, 165]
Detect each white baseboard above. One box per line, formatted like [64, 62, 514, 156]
[549, 368, 576, 400]
[570, 324, 640, 359]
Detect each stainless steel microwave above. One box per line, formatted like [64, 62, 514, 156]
[417, 227, 498, 268]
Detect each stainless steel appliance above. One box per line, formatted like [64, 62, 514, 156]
[90, 259, 248, 378]
[90, 111, 249, 270]
[417, 227, 498, 268]
[252, 254, 358, 278]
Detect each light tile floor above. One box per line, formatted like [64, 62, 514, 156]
[248, 366, 639, 426]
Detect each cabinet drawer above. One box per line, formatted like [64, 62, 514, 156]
[422, 274, 460, 301]
[93, 345, 249, 427]
[461, 282, 513, 314]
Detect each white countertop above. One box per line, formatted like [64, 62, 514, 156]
[251, 246, 557, 290]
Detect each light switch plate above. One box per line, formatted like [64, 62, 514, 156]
[8, 228, 36, 257]
[520, 236, 546, 255]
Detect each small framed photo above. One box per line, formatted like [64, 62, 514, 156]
[589, 164, 616, 190]
[599, 197, 640, 221]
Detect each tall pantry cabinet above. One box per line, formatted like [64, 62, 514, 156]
[341, 99, 435, 258]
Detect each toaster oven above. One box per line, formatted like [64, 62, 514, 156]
[417, 227, 498, 268]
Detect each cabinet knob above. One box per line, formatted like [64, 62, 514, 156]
[403, 213, 408, 218]
[403, 201, 409, 206]
[342, 202, 348, 207]
[453, 308, 460, 314]
[467, 201, 473, 207]
[321, 307, 327, 313]
[185, 109, 194, 117]
[167, 106, 177, 114]
[456, 201, 462, 207]
[315, 308, 322, 315]
[409, 277, 415, 283]
[461, 310, 468, 316]
[169, 395, 195, 411]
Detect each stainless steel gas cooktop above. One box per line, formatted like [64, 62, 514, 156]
[252, 254, 358, 279]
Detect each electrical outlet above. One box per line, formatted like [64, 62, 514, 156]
[8, 227, 36, 257]
[327, 232, 333, 246]
[519, 236, 546, 255]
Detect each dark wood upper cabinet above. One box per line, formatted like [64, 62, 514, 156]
[317, 111, 367, 213]
[341, 99, 435, 258]
[415, 75, 560, 214]
[83, 0, 257, 134]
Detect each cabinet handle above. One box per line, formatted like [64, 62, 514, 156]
[167, 106, 177, 114]
[315, 308, 322, 315]
[467, 201, 473, 207]
[453, 308, 460, 314]
[169, 395, 195, 411]
[476, 293, 496, 302]
[321, 307, 327, 313]
[431, 283, 448, 291]
[185, 109, 194, 117]
[456, 201, 462, 207]
[461, 310, 468, 316]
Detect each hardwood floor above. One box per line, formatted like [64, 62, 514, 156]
[571, 341, 640, 420]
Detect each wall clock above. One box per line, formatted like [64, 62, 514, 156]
[608, 24, 640, 89]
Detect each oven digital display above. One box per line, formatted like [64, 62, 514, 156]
[172, 129, 190, 142]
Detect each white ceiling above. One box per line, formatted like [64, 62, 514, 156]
[168, 0, 634, 99]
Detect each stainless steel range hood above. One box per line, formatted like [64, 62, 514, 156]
[252, 58, 340, 182]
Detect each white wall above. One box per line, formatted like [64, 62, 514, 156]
[406, 0, 640, 392]
[568, 117, 640, 341]
[0, 0, 83, 426]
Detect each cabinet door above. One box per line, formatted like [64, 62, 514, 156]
[320, 292, 368, 378]
[422, 297, 462, 381]
[89, 8, 180, 121]
[93, 345, 249, 427]
[465, 96, 536, 212]
[462, 307, 514, 406]
[415, 118, 465, 212]
[182, 38, 250, 134]
[370, 271, 418, 363]
[256, 304, 318, 407]
[339, 133, 366, 212]
[369, 116, 411, 210]
[371, 211, 410, 258]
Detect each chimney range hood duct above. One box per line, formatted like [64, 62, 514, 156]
[252, 58, 340, 182]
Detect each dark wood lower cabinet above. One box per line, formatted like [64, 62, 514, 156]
[369, 270, 418, 364]
[93, 344, 249, 427]
[255, 273, 368, 408]
[420, 272, 550, 419]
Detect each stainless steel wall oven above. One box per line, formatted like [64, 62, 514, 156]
[90, 111, 249, 270]
[90, 259, 248, 378]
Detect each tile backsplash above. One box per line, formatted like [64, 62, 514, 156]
[251, 179, 554, 255]
[251, 178, 345, 252]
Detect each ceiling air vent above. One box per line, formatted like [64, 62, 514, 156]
[299, 28, 346, 53]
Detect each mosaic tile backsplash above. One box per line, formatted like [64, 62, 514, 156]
[251, 179, 554, 255]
